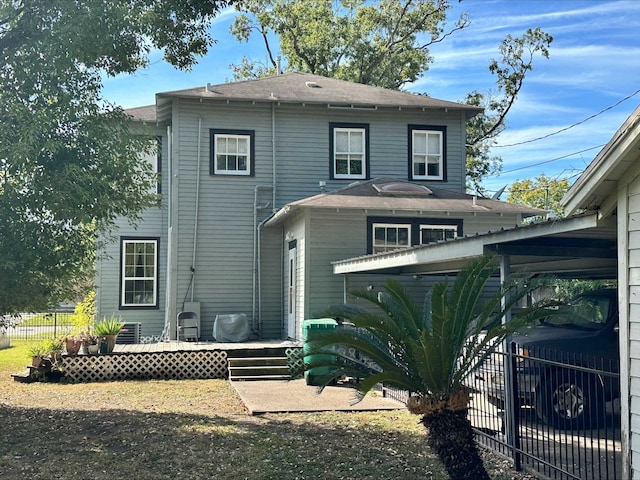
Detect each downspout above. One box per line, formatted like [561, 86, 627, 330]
[190, 116, 202, 301]
[254, 101, 278, 337]
[163, 124, 175, 341]
[252, 185, 273, 334]
[256, 211, 276, 337]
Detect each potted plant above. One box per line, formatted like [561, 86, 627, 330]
[79, 331, 99, 354]
[42, 338, 64, 363]
[28, 342, 49, 367]
[64, 336, 82, 356]
[94, 315, 124, 353]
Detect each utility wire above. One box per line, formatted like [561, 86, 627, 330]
[498, 144, 605, 175]
[494, 89, 640, 148]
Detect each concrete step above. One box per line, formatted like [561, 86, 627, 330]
[228, 365, 290, 378]
[230, 374, 291, 381]
[228, 357, 288, 367]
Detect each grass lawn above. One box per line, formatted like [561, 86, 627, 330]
[0, 341, 537, 480]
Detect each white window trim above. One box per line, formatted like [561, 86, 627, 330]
[419, 224, 458, 244]
[121, 239, 158, 307]
[213, 133, 251, 176]
[333, 127, 366, 179]
[372, 223, 411, 254]
[412, 129, 444, 180]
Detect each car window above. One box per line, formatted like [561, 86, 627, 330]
[544, 294, 611, 330]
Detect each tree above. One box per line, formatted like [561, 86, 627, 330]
[230, 0, 469, 89]
[0, 0, 235, 313]
[507, 174, 570, 218]
[230, 3, 551, 191]
[465, 28, 553, 194]
[305, 256, 554, 479]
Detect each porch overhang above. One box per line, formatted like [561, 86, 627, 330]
[333, 213, 617, 279]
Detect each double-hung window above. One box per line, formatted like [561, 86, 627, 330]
[409, 125, 446, 181]
[211, 129, 255, 176]
[372, 223, 411, 254]
[368, 217, 462, 254]
[120, 238, 159, 308]
[420, 225, 458, 245]
[330, 123, 368, 180]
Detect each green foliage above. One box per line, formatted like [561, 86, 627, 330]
[554, 279, 617, 302]
[94, 315, 125, 336]
[69, 291, 97, 333]
[0, 0, 234, 314]
[506, 174, 569, 218]
[466, 28, 553, 193]
[230, 0, 468, 88]
[28, 342, 49, 358]
[306, 255, 554, 399]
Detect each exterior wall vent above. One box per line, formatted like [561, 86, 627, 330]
[116, 322, 141, 344]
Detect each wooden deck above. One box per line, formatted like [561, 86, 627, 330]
[112, 339, 302, 354]
[63, 340, 304, 383]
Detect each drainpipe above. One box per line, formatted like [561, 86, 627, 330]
[256, 211, 277, 337]
[271, 103, 277, 212]
[163, 124, 176, 341]
[190, 116, 202, 301]
[252, 185, 273, 334]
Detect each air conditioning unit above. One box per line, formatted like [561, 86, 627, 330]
[116, 322, 141, 344]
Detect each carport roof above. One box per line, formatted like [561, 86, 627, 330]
[333, 212, 617, 279]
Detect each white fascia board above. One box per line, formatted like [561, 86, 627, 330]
[333, 213, 602, 275]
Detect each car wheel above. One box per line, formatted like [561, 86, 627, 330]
[535, 369, 604, 430]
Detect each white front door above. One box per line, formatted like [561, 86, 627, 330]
[287, 245, 297, 339]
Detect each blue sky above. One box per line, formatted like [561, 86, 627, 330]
[102, 0, 640, 196]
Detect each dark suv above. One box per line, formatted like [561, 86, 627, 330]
[479, 288, 619, 429]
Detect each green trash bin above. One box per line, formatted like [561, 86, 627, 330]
[303, 318, 338, 386]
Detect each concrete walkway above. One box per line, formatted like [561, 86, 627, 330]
[231, 379, 405, 415]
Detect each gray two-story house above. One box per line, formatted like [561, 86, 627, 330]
[95, 72, 541, 342]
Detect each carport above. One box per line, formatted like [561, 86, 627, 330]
[333, 212, 617, 280]
[332, 211, 621, 480]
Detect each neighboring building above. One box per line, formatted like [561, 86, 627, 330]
[95, 72, 542, 342]
[562, 105, 640, 480]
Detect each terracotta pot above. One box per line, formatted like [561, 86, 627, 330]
[32, 356, 44, 367]
[65, 338, 82, 356]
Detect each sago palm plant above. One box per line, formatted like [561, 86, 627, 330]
[305, 255, 553, 480]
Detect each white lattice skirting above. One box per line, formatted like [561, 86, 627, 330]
[63, 350, 228, 383]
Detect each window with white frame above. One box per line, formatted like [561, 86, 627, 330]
[120, 238, 158, 308]
[420, 225, 458, 245]
[211, 130, 254, 176]
[372, 223, 411, 253]
[410, 126, 445, 180]
[367, 217, 462, 254]
[331, 123, 368, 179]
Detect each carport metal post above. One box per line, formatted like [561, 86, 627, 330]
[500, 255, 521, 469]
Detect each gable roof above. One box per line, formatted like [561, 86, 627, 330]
[562, 105, 640, 216]
[267, 178, 545, 226]
[156, 72, 482, 119]
[124, 104, 156, 123]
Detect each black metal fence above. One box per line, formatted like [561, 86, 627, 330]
[383, 342, 621, 480]
[2, 311, 75, 341]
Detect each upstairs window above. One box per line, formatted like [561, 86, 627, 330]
[409, 125, 446, 181]
[210, 129, 255, 176]
[120, 238, 159, 308]
[330, 123, 369, 180]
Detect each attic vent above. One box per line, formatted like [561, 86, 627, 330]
[373, 182, 432, 196]
[305, 81, 321, 88]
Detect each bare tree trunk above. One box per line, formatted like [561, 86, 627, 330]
[421, 409, 489, 480]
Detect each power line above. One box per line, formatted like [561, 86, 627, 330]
[494, 89, 640, 148]
[497, 144, 605, 175]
